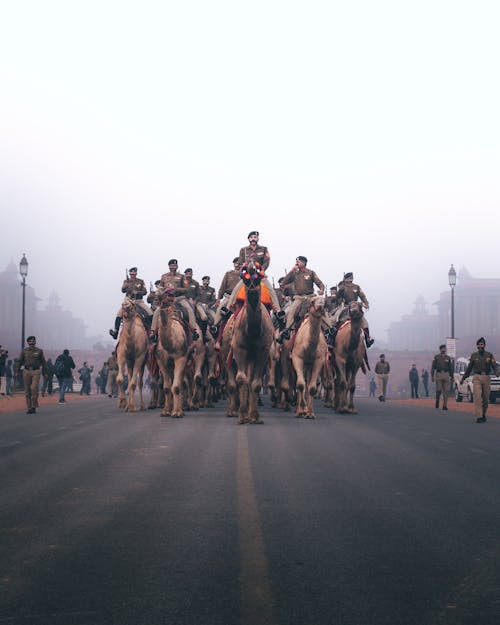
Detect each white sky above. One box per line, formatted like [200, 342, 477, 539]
[1, 0, 499, 342]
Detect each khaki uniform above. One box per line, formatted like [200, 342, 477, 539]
[462, 350, 499, 419]
[431, 353, 453, 408]
[116, 277, 152, 318]
[280, 267, 325, 328]
[197, 285, 216, 323]
[214, 269, 241, 323]
[228, 244, 279, 311]
[17, 345, 47, 410]
[152, 271, 196, 331]
[237, 244, 270, 270]
[374, 360, 390, 399]
[334, 281, 370, 329]
[106, 354, 119, 397]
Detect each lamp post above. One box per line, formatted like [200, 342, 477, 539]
[448, 264, 456, 339]
[447, 264, 457, 380]
[19, 254, 28, 350]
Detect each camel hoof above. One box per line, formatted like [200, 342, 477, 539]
[251, 418, 264, 425]
[238, 418, 246, 425]
[305, 414, 316, 419]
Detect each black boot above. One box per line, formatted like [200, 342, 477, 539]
[209, 324, 219, 338]
[363, 327, 374, 348]
[109, 317, 121, 340]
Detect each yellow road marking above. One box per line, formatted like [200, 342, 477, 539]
[237, 427, 276, 625]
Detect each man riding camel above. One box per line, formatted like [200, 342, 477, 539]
[226, 231, 283, 318]
[109, 267, 153, 339]
[278, 256, 327, 341]
[333, 272, 374, 347]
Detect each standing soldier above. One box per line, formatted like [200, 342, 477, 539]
[460, 337, 499, 423]
[109, 267, 152, 339]
[336, 272, 374, 347]
[431, 344, 453, 410]
[15, 336, 47, 414]
[374, 353, 390, 402]
[107, 350, 119, 398]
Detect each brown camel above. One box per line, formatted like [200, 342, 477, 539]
[156, 305, 189, 417]
[333, 301, 366, 414]
[231, 263, 274, 424]
[116, 297, 149, 411]
[290, 295, 328, 418]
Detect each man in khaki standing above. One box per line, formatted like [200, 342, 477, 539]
[107, 350, 119, 398]
[374, 353, 390, 402]
[460, 337, 499, 423]
[16, 336, 47, 414]
[431, 344, 453, 410]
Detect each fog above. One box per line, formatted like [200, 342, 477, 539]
[1, 1, 499, 343]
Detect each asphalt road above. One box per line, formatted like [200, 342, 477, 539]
[1, 395, 500, 625]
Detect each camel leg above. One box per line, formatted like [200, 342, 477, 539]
[249, 378, 264, 424]
[236, 371, 250, 423]
[292, 355, 307, 417]
[171, 357, 187, 417]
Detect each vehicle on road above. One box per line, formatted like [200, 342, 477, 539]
[453, 356, 500, 403]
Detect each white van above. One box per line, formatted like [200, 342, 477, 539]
[453, 356, 500, 403]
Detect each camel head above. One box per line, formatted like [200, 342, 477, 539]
[308, 295, 325, 318]
[240, 261, 265, 290]
[121, 297, 136, 319]
[348, 301, 363, 321]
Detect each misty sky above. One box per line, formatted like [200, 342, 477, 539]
[1, 0, 499, 343]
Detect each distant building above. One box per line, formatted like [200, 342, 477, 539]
[436, 267, 500, 350]
[387, 267, 500, 352]
[386, 295, 440, 351]
[0, 261, 91, 351]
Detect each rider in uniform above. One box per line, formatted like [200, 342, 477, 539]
[109, 267, 152, 339]
[335, 272, 374, 347]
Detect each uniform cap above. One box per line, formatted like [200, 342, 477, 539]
[63, 349, 69, 355]
[233, 257, 240, 263]
[379, 354, 385, 358]
[330, 286, 337, 291]
[344, 272, 353, 279]
[154, 280, 161, 286]
[168, 259, 178, 265]
[296, 255, 308, 264]
[184, 268, 193, 273]
[248, 230, 259, 238]
[439, 344, 446, 349]
[477, 337, 486, 345]
[26, 336, 36, 342]
[129, 267, 138, 272]
[202, 275, 210, 280]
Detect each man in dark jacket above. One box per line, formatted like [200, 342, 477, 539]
[54, 349, 76, 404]
[409, 364, 419, 398]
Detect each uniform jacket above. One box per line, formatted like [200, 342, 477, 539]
[462, 351, 499, 377]
[281, 267, 324, 296]
[17, 346, 47, 373]
[431, 354, 453, 376]
[218, 270, 241, 298]
[122, 277, 147, 299]
[238, 244, 270, 271]
[338, 282, 369, 307]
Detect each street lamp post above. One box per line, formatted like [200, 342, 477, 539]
[448, 264, 456, 339]
[19, 254, 29, 350]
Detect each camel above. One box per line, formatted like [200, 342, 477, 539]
[333, 301, 366, 414]
[156, 305, 189, 417]
[219, 314, 239, 418]
[116, 297, 149, 411]
[290, 295, 328, 418]
[183, 334, 206, 411]
[231, 263, 274, 424]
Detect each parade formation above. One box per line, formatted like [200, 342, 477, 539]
[105, 230, 374, 423]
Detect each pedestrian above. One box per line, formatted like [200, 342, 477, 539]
[409, 364, 419, 398]
[106, 350, 119, 397]
[460, 337, 499, 423]
[78, 362, 93, 395]
[430, 345, 453, 410]
[42, 357, 55, 396]
[54, 349, 76, 404]
[0, 344, 8, 395]
[15, 336, 47, 414]
[5, 359, 13, 396]
[374, 354, 390, 401]
[421, 368, 430, 397]
[369, 376, 377, 397]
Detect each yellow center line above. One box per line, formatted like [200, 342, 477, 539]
[237, 427, 276, 625]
